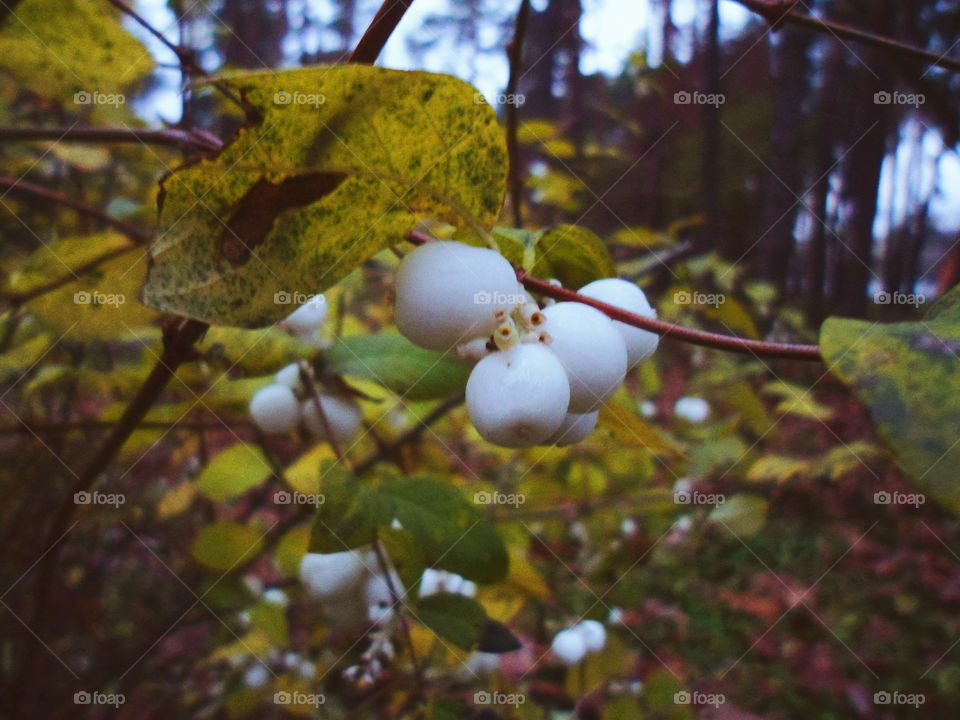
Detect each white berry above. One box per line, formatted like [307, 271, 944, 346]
[575, 619, 607, 653]
[466, 343, 570, 448]
[551, 628, 587, 665]
[578, 278, 659, 367]
[281, 295, 328, 334]
[301, 394, 363, 445]
[274, 363, 302, 389]
[674, 396, 710, 423]
[299, 549, 371, 599]
[546, 410, 598, 446]
[540, 302, 627, 413]
[249, 383, 299, 433]
[394, 241, 519, 352]
[364, 570, 403, 625]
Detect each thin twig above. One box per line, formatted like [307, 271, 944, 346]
[0, 126, 222, 153]
[349, 0, 414, 64]
[299, 362, 349, 467]
[354, 393, 464, 475]
[405, 231, 822, 362]
[505, 0, 531, 227]
[0, 175, 150, 243]
[733, 0, 960, 74]
[372, 540, 424, 692]
[105, 0, 251, 114]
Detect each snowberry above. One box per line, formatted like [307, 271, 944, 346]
[575, 619, 607, 653]
[466, 343, 570, 448]
[274, 362, 302, 389]
[540, 302, 627, 413]
[301, 394, 363, 445]
[364, 571, 403, 626]
[546, 410, 598, 446]
[674, 396, 710, 423]
[281, 295, 328, 334]
[243, 664, 269, 688]
[419, 568, 477, 598]
[249, 383, 300, 433]
[578, 278, 659, 367]
[263, 588, 289, 607]
[551, 628, 587, 665]
[299, 549, 371, 599]
[394, 241, 519, 352]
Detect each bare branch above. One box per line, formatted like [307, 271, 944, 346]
[406, 231, 822, 362]
[350, 0, 414, 64]
[0, 126, 222, 153]
[0, 174, 150, 243]
[733, 0, 960, 74]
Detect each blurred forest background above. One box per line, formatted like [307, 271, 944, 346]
[4, 0, 960, 719]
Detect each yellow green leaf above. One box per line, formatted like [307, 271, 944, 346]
[196, 443, 273, 501]
[192, 522, 264, 571]
[143, 65, 507, 327]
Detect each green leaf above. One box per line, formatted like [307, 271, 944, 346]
[308, 474, 509, 584]
[197, 443, 272, 501]
[309, 467, 388, 553]
[200, 327, 317, 376]
[476, 619, 522, 654]
[143, 65, 507, 327]
[382, 477, 509, 584]
[746, 455, 810, 483]
[708, 494, 768, 538]
[532, 224, 615, 288]
[325, 333, 469, 400]
[821, 290, 960, 512]
[416, 593, 488, 650]
[192, 522, 265, 571]
[0, 0, 154, 102]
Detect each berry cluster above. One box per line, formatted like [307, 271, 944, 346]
[394, 241, 659, 448]
[247, 298, 363, 445]
[550, 619, 608, 665]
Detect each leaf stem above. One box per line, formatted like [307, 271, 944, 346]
[349, 0, 414, 64]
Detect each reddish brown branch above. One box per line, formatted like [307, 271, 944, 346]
[0, 174, 150, 243]
[406, 230, 821, 361]
[734, 0, 960, 74]
[0, 126, 222, 153]
[349, 0, 414, 64]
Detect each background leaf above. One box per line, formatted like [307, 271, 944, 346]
[325, 332, 469, 400]
[821, 287, 960, 513]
